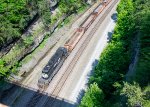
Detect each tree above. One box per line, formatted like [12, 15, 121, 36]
[37, 0, 51, 27]
[121, 82, 148, 107]
[80, 83, 104, 107]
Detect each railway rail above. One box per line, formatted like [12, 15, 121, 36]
[41, 0, 119, 106]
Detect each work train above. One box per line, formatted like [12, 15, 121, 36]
[38, 0, 112, 88]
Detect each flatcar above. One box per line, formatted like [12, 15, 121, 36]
[93, 4, 105, 15]
[80, 14, 96, 31]
[37, 47, 68, 88]
[64, 28, 85, 52]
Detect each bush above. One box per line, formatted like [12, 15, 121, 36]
[0, 59, 9, 78]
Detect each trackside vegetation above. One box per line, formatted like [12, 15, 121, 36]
[80, 0, 150, 106]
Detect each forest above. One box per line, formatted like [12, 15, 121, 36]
[0, 0, 36, 48]
[80, 0, 150, 106]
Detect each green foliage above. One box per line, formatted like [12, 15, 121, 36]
[0, 0, 50, 47]
[95, 42, 130, 73]
[132, 0, 150, 87]
[0, 59, 9, 77]
[0, 0, 34, 47]
[37, 0, 51, 27]
[50, 0, 87, 25]
[0, 58, 20, 80]
[90, 70, 123, 97]
[23, 35, 34, 47]
[121, 82, 144, 106]
[80, 83, 104, 107]
[121, 82, 150, 107]
[58, 0, 86, 14]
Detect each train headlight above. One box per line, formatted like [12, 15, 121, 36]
[42, 73, 48, 79]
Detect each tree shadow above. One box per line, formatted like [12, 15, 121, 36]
[111, 13, 118, 23]
[107, 31, 113, 42]
[0, 81, 76, 107]
[76, 89, 85, 106]
[86, 59, 99, 82]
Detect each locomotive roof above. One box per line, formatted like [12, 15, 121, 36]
[42, 47, 64, 73]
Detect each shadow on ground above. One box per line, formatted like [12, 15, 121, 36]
[111, 12, 117, 22]
[107, 31, 113, 42]
[88, 59, 99, 78]
[0, 81, 77, 107]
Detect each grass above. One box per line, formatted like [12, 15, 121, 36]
[20, 34, 49, 65]
[2, 43, 26, 65]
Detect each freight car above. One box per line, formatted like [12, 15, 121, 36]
[93, 4, 105, 15]
[37, 0, 112, 88]
[80, 14, 96, 31]
[38, 47, 68, 88]
[64, 28, 85, 52]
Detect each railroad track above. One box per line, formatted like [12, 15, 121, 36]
[17, 3, 102, 107]
[14, 0, 118, 107]
[0, 2, 101, 107]
[42, 0, 119, 106]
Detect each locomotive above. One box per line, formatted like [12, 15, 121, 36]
[37, 0, 112, 88]
[38, 47, 68, 88]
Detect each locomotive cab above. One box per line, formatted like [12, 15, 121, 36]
[42, 65, 51, 79]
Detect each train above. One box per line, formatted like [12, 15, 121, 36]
[38, 0, 112, 88]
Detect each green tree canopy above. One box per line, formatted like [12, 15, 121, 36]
[80, 83, 104, 107]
